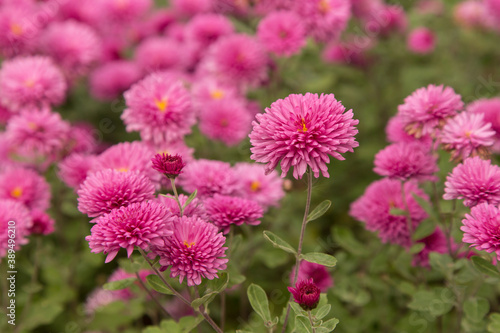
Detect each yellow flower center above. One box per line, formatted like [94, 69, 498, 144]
[27, 122, 37, 130]
[319, 0, 331, 13]
[114, 0, 129, 9]
[10, 23, 23, 36]
[250, 180, 261, 192]
[183, 241, 195, 248]
[210, 89, 225, 100]
[297, 118, 308, 132]
[10, 187, 23, 198]
[465, 131, 472, 138]
[24, 79, 35, 88]
[155, 98, 168, 113]
[117, 167, 129, 172]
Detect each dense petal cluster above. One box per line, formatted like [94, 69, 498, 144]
[0, 168, 50, 211]
[462, 203, 500, 259]
[58, 153, 97, 189]
[467, 98, 500, 153]
[407, 27, 436, 54]
[151, 153, 186, 179]
[0, 199, 32, 257]
[291, 261, 333, 292]
[89, 60, 142, 101]
[250, 93, 359, 179]
[204, 194, 263, 233]
[257, 11, 306, 57]
[154, 215, 228, 286]
[288, 278, 321, 311]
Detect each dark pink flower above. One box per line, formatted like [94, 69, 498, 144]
[58, 153, 97, 189]
[250, 93, 359, 179]
[29, 210, 55, 235]
[151, 153, 186, 179]
[288, 278, 321, 311]
[204, 194, 263, 233]
[0, 199, 32, 258]
[0, 168, 50, 211]
[0, 5, 40, 57]
[134, 37, 184, 73]
[86, 201, 174, 263]
[184, 13, 234, 49]
[412, 227, 450, 267]
[291, 261, 333, 292]
[467, 98, 500, 153]
[462, 202, 500, 259]
[385, 115, 433, 145]
[407, 27, 436, 54]
[443, 156, 500, 207]
[89, 60, 142, 101]
[257, 11, 306, 57]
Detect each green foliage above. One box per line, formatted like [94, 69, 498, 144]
[146, 275, 175, 295]
[307, 200, 332, 223]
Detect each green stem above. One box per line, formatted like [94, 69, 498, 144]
[308, 311, 316, 333]
[220, 227, 234, 331]
[401, 180, 414, 246]
[170, 178, 184, 217]
[282, 168, 314, 333]
[194, 286, 224, 333]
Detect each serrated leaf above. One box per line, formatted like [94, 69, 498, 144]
[389, 208, 407, 216]
[295, 316, 313, 333]
[472, 256, 500, 278]
[263, 231, 296, 254]
[412, 219, 436, 240]
[464, 298, 490, 322]
[322, 318, 339, 330]
[247, 284, 272, 323]
[307, 200, 332, 222]
[182, 190, 197, 210]
[300, 253, 337, 267]
[103, 277, 136, 291]
[146, 275, 175, 295]
[313, 304, 331, 320]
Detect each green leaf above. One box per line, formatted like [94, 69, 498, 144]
[191, 291, 218, 309]
[412, 219, 436, 240]
[21, 299, 63, 330]
[207, 272, 229, 293]
[331, 226, 370, 257]
[488, 313, 500, 333]
[429, 253, 453, 276]
[103, 277, 136, 291]
[143, 316, 203, 333]
[389, 208, 407, 216]
[182, 190, 198, 210]
[146, 275, 175, 295]
[290, 301, 304, 316]
[307, 200, 332, 222]
[313, 304, 331, 320]
[247, 284, 272, 323]
[263, 231, 296, 254]
[408, 288, 454, 317]
[321, 318, 339, 331]
[300, 252, 337, 267]
[295, 316, 313, 333]
[464, 298, 490, 322]
[409, 243, 425, 254]
[471, 256, 500, 278]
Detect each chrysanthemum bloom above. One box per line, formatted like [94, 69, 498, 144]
[407, 27, 436, 54]
[0, 5, 40, 57]
[151, 153, 186, 179]
[253, 0, 294, 15]
[90, 60, 142, 100]
[199, 99, 252, 146]
[84, 288, 120, 314]
[171, 0, 213, 17]
[86, 201, 174, 263]
[350, 178, 428, 247]
[250, 93, 359, 179]
[204, 194, 263, 233]
[199, 34, 268, 88]
[461, 203, 500, 259]
[454, 0, 494, 29]
[66, 123, 99, 156]
[364, 5, 407, 37]
[29, 210, 55, 235]
[373, 142, 438, 181]
[185, 14, 234, 49]
[154, 215, 228, 286]
[5, 108, 71, 166]
[292, 0, 351, 42]
[468, 98, 500, 153]
[0, 168, 50, 211]
[257, 11, 306, 57]
[233, 162, 285, 209]
[397, 84, 464, 138]
[134, 37, 184, 73]
[288, 278, 321, 311]
[485, 0, 500, 22]
[147, 140, 195, 164]
[191, 78, 241, 112]
[101, 0, 152, 22]
[0, 199, 32, 258]
[178, 159, 241, 197]
[40, 20, 102, 77]
[157, 193, 205, 218]
[78, 169, 155, 218]
[412, 227, 449, 267]
[322, 38, 373, 67]
[290, 261, 333, 292]
[58, 153, 97, 189]
[122, 72, 195, 145]
[385, 115, 432, 145]
[350, 0, 383, 21]
[443, 156, 500, 207]
[0, 56, 67, 111]
[440, 111, 495, 162]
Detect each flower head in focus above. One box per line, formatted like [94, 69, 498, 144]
[151, 153, 186, 179]
[288, 278, 321, 311]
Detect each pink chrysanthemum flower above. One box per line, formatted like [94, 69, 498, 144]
[322, 38, 374, 67]
[147, 140, 195, 164]
[185, 13, 234, 49]
[134, 37, 184, 73]
[5, 108, 71, 167]
[290, 261, 333, 292]
[461, 203, 500, 259]
[40, 20, 102, 77]
[0, 199, 32, 258]
[485, 0, 500, 22]
[443, 156, 500, 207]
[412, 227, 449, 267]
[0, 104, 13, 125]
[86, 201, 174, 263]
[122, 72, 195, 144]
[89, 60, 142, 101]
[67, 123, 99, 156]
[84, 288, 120, 315]
[250, 93, 359, 179]
[191, 78, 240, 112]
[292, 0, 351, 42]
[350, 179, 429, 247]
[204, 194, 263, 233]
[373, 142, 438, 181]
[257, 11, 306, 57]
[151, 153, 186, 179]
[454, 0, 494, 29]
[157, 194, 205, 218]
[288, 278, 321, 311]
[467, 98, 500, 153]
[407, 27, 436, 54]
[199, 99, 252, 146]
[101, 0, 152, 22]
[200, 34, 268, 88]
[253, 0, 294, 15]
[154, 215, 228, 286]
[172, 0, 213, 17]
[0, 56, 67, 111]
[397, 84, 464, 138]
[233, 162, 285, 209]
[58, 153, 97, 189]
[78, 169, 156, 218]
[29, 210, 55, 235]
[0, 168, 50, 211]
[385, 115, 432, 145]
[440, 111, 495, 162]
[178, 159, 241, 197]
[0, 5, 40, 57]
[364, 5, 407, 37]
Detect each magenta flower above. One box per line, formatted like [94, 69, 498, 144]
[0, 6, 40, 57]
[191, 78, 240, 109]
[122, 72, 195, 145]
[67, 123, 99, 155]
[151, 153, 186, 179]
[172, 0, 213, 17]
[101, 0, 152, 22]
[288, 278, 321, 311]
[350, 179, 429, 247]
[0, 168, 50, 211]
[86, 201, 174, 263]
[89, 60, 142, 101]
[257, 11, 306, 57]
[0, 199, 32, 258]
[58, 153, 97, 189]
[385, 115, 433, 146]
[134, 37, 184, 73]
[454, 1, 493, 29]
[154, 215, 228, 286]
[461, 203, 500, 259]
[467, 98, 500, 153]
[185, 13, 234, 49]
[398, 84, 464, 138]
[204, 194, 263, 233]
[412, 227, 450, 267]
[249, 93, 359, 179]
[78, 170, 156, 218]
[373, 142, 438, 181]
[407, 27, 436, 54]
[291, 261, 333, 292]
[440, 111, 495, 162]
[443, 156, 500, 207]
[29, 210, 55, 235]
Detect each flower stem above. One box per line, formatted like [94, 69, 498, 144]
[282, 168, 313, 333]
[194, 286, 224, 333]
[308, 310, 317, 333]
[170, 178, 184, 217]
[401, 180, 414, 246]
[220, 227, 234, 331]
